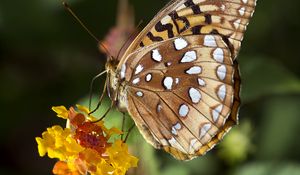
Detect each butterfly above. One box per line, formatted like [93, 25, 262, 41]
[105, 0, 257, 160]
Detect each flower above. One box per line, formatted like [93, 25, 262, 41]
[36, 125, 84, 160]
[52, 106, 69, 119]
[52, 161, 81, 175]
[36, 105, 138, 175]
[106, 140, 138, 174]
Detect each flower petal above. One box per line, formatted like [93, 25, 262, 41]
[52, 106, 69, 119]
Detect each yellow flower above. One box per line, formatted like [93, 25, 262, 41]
[36, 105, 138, 175]
[106, 140, 138, 175]
[76, 104, 90, 116]
[52, 106, 69, 119]
[36, 125, 84, 160]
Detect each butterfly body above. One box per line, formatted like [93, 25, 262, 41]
[105, 0, 256, 160]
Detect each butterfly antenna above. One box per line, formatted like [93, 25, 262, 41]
[88, 70, 107, 110]
[116, 20, 143, 60]
[62, 1, 99, 42]
[62, 1, 113, 59]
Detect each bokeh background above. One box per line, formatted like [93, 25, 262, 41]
[0, 0, 300, 174]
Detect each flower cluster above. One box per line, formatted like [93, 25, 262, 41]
[36, 105, 138, 175]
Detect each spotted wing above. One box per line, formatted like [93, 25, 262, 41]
[121, 35, 235, 160]
[124, 0, 257, 59]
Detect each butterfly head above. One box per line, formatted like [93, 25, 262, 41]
[105, 58, 128, 113]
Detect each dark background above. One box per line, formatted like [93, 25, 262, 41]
[0, 0, 299, 174]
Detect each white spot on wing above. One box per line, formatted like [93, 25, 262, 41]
[161, 15, 171, 25]
[213, 48, 224, 63]
[179, 104, 189, 117]
[186, 66, 202, 74]
[181, 51, 197, 63]
[171, 122, 182, 135]
[239, 7, 246, 16]
[221, 4, 225, 11]
[242, 0, 248, 4]
[174, 123, 181, 130]
[135, 64, 143, 75]
[136, 91, 143, 97]
[146, 73, 152, 82]
[204, 35, 217, 47]
[213, 105, 223, 122]
[198, 78, 206, 86]
[160, 139, 168, 146]
[157, 104, 162, 112]
[132, 78, 140, 84]
[163, 77, 173, 90]
[189, 138, 201, 154]
[234, 19, 241, 29]
[174, 38, 188, 50]
[166, 62, 172, 66]
[189, 88, 201, 104]
[218, 84, 226, 101]
[168, 137, 186, 153]
[217, 65, 227, 80]
[190, 139, 197, 149]
[120, 64, 126, 79]
[200, 123, 211, 138]
[175, 78, 179, 84]
[152, 49, 162, 62]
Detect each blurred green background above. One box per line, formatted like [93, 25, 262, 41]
[0, 0, 300, 174]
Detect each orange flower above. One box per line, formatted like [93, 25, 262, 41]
[53, 161, 80, 175]
[36, 105, 138, 175]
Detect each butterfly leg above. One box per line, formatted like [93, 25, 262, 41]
[88, 71, 107, 114]
[89, 85, 107, 115]
[121, 112, 126, 140]
[91, 102, 114, 123]
[124, 123, 135, 143]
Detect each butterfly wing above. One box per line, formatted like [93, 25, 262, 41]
[121, 35, 234, 160]
[123, 0, 257, 59]
[114, 0, 256, 160]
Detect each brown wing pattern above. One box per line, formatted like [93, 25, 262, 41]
[113, 0, 256, 160]
[122, 35, 235, 159]
[124, 0, 256, 59]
